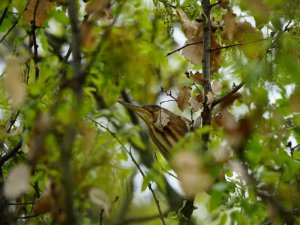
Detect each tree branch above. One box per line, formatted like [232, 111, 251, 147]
[0, 1, 29, 44]
[95, 123, 167, 225]
[210, 38, 269, 52]
[0, 2, 11, 27]
[68, 0, 83, 93]
[211, 81, 245, 108]
[0, 140, 22, 167]
[200, 0, 212, 145]
[166, 41, 203, 57]
[30, 0, 41, 80]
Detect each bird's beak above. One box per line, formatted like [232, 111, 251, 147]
[117, 100, 151, 121]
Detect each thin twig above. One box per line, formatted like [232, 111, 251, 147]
[31, 0, 40, 80]
[0, 1, 30, 44]
[17, 214, 39, 219]
[114, 211, 170, 225]
[127, 146, 167, 225]
[154, 153, 179, 180]
[8, 202, 35, 205]
[211, 81, 245, 108]
[90, 121, 167, 225]
[210, 38, 269, 52]
[0, 140, 22, 167]
[68, 0, 83, 91]
[210, 0, 221, 8]
[160, 87, 176, 100]
[283, 20, 292, 32]
[99, 209, 104, 225]
[166, 41, 202, 57]
[84, 3, 124, 74]
[6, 110, 20, 133]
[0, 2, 11, 27]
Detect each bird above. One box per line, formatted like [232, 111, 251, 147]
[117, 100, 192, 159]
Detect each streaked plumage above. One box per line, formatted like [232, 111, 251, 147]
[118, 100, 191, 159]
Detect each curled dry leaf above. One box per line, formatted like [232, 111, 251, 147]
[154, 109, 170, 132]
[181, 40, 203, 65]
[177, 8, 203, 65]
[27, 112, 52, 164]
[176, 8, 200, 40]
[222, 9, 264, 58]
[89, 188, 111, 216]
[176, 86, 192, 111]
[212, 80, 223, 94]
[190, 93, 204, 112]
[86, 0, 113, 19]
[222, 9, 238, 41]
[206, 91, 214, 106]
[220, 0, 230, 9]
[194, 115, 202, 129]
[171, 151, 212, 198]
[234, 22, 264, 58]
[4, 164, 31, 200]
[245, 0, 269, 25]
[33, 179, 64, 221]
[220, 92, 242, 108]
[210, 33, 222, 72]
[4, 58, 26, 108]
[81, 22, 97, 49]
[24, 0, 55, 27]
[189, 71, 205, 86]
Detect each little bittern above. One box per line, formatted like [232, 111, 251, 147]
[118, 100, 192, 159]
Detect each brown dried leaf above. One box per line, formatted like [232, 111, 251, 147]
[222, 10, 238, 40]
[211, 33, 222, 72]
[4, 164, 31, 200]
[24, 0, 54, 27]
[212, 112, 223, 127]
[154, 109, 170, 132]
[81, 22, 97, 49]
[177, 86, 192, 111]
[177, 8, 203, 65]
[234, 22, 264, 58]
[86, 0, 112, 19]
[177, 8, 200, 40]
[4, 58, 26, 108]
[220, 92, 241, 108]
[212, 80, 223, 94]
[206, 91, 214, 106]
[220, 0, 230, 9]
[189, 72, 205, 86]
[33, 194, 52, 215]
[221, 109, 237, 130]
[27, 112, 52, 164]
[245, 0, 269, 25]
[190, 93, 204, 112]
[181, 40, 203, 65]
[289, 89, 300, 113]
[194, 116, 202, 129]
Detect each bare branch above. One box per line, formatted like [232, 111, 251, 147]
[166, 41, 203, 57]
[0, 1, 29, 44]
[210, 38, 269, 52]
[90, 121, 167, 225]
[0, 2, 11, 27]
[30, 0, 41, 80]
[0, 140, 22, 167]
[211, 81, 245, 108]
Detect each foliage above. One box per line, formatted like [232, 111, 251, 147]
[0, 0, 299, 225]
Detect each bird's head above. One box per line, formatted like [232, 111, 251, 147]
[117, 100, 160, 124]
